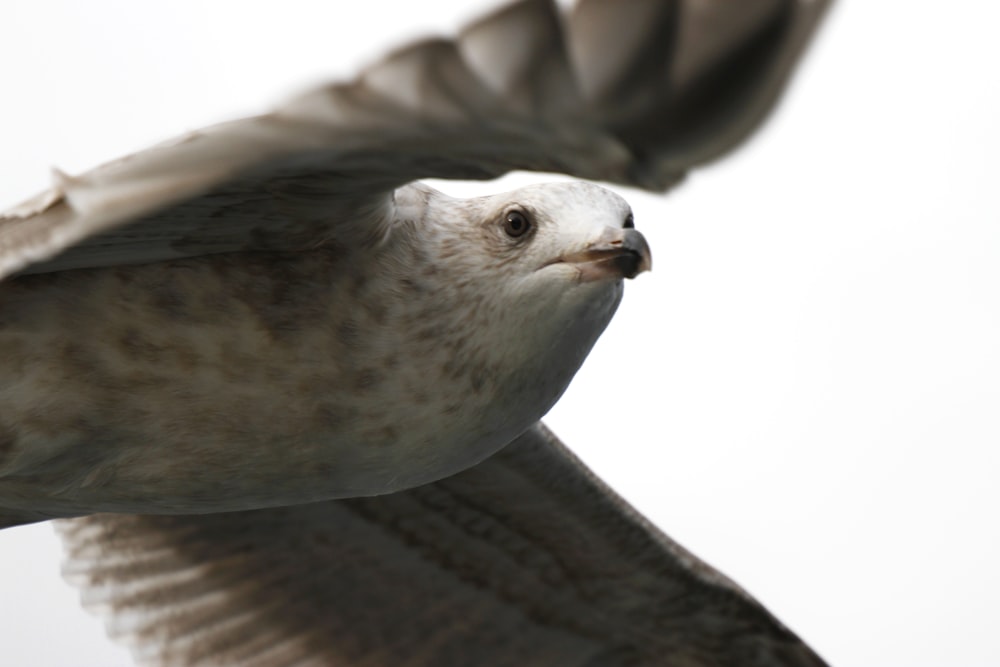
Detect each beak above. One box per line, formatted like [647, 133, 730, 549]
[558, 228, 652, 282]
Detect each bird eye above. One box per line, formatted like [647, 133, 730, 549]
[624, 213, 635, 229]
[503, 210, 531, 238]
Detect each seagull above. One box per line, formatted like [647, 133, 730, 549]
[1, 0, 832, 664]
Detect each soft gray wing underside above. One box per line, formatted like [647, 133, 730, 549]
[57, 424, 827, 667]
[0, 0, 829, 279]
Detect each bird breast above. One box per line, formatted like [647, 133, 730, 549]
[0, 240, 608, 520]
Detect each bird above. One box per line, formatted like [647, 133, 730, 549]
[1, 0, 832, 664]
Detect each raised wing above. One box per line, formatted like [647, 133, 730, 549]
[1, 0, 829, 279]
[58, 424, 827, 667]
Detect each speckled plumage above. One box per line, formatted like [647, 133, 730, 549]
[0, 0, 833, 664]
[0, 182, 632, 520]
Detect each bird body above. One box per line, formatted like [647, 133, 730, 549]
[0, 181, 638, 522]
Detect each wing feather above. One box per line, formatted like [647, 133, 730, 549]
[58, 424, 828, 667]
[1, 0, 829, 278]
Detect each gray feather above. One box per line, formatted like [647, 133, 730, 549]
[58, 424, 829, 667]
[1, 0, 829, 279]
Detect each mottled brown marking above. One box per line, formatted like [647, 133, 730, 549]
[172, 346, 201, 373]
[0, 424, 16, 467]
[112, 374, 164, 405]
[367, 300, 387, 325]
[350, 272, 368, 297]
[311, 404, 345, 430]
[149, 281, 188, 319]
[354, 369, 382, 392]
[310, 460, 335, 477]
[59, 341, 103, 381]
[414, 325, 444, 342]
[210, 249, 340, 343]
[399, 277, 425, 293]
[442, 358, 468, 381]
[118, 327, 166, 359]
[337, 319, 361, 347]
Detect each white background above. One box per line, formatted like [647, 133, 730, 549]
[1, 1, 998, 666]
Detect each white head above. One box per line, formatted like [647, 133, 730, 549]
[412, 180, 649, 291]
[335, 180, 653, 488]
[424, 180, 650, 331]
[394, 180, 651, 425]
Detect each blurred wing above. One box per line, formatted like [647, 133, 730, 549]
[1, 0, 829, 279]
[58, 424, 827, 667]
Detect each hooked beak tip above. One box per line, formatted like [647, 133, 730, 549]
[556, 227, 653, 282]
[621, 228, 652, 278]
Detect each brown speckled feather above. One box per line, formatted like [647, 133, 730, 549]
[58, 424, 828, 667]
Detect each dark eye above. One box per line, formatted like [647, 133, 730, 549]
[624, 213, 635, 229]
[504, 210, 532, 238]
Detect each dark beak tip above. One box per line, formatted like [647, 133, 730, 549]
[614, 253, 641, 279]
[621, 228, 652, 278]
